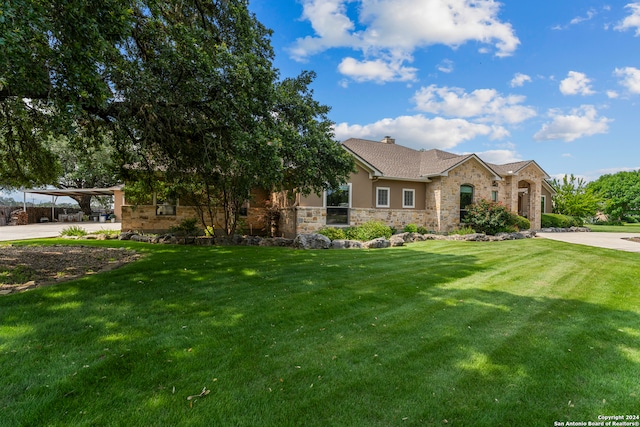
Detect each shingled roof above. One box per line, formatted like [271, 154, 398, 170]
[342, 138, 503, 180]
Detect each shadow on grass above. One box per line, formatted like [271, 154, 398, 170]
[1, 244, 639, 426]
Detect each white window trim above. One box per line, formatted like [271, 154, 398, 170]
[402, 188, 415, 208]
[323, 183, 352, 208]
[376, 187, 390, 208]
[541, 195, 547, 213]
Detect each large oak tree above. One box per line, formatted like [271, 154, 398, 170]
[1, 0, 354, 233]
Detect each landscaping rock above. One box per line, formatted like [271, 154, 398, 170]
[293, 233, 331, 249]
[330, 239, 363, 249]
[363, 237, 390, 249]
[389, 235, 405, 247]
[259, 237, 294, 247]
[240, 236, 263, 246]
[119, 231, 135, 240]
[463, 233, 490, 242]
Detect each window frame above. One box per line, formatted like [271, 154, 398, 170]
[402, 188, 415, 208]
[376, 187, 390, 208]
[325, 183, 352, 225]
[541, 195, 546, 214]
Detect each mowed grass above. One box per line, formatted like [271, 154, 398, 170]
[589, 223, 640, 233]
[1, 238, 639, 426]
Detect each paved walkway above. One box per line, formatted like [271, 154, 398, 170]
[536, 231, 640, 253]
[0, 222, 121, 242]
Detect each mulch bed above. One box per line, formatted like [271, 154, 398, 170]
[0, 245, 139, 295]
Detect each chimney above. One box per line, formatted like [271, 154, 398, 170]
[381, 136, 395, 144]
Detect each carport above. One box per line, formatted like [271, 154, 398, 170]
[21, 186, 123, 222]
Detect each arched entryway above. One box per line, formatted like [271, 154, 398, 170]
[517, 181, 531, 218]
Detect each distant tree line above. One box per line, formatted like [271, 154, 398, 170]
[550, 170, 640, 223]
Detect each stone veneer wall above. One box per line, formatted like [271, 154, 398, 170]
[438, 159, 496, 232]
[291, 206, 432, 235]
[121, 205, 267, 234]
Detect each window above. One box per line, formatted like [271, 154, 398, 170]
[326, 184, 351, 225]
[239, 200, 249, 217]
[155, 195, 176, 216]
[376, 187, 390, 208]
[491, 190, 498, 202]
[403, 189, 415, 208]
[460, 185, 474, 221]
[541, 195, 546, 214]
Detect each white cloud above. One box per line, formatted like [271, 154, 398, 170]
[338, 55, 418, 83]
[412, 85, 537, 124]
[437, 59, 454, 74]
[570, 9, 596, 25]
[475, 150, 523, 164]
[615, 2, 640, 36]
[289, 0, 520, 82]
[334, 115, 498, 150]
[607, 90, 619, 99]
[510, 73, 532, 87]
[533, 105, 612, 142]
[614, 66, 640, 93]
[559, 71, 595, 95]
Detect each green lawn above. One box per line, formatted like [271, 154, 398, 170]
[589, 223, 640, 233]
[1, 239, 639, 426]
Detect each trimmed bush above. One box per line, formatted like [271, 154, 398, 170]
[344, 221, 392, 241]
[317, 227, 346, 241]
[514, 215, 530, 231]
[403, 223, 418, 233]
[541, 213, 583, 228]
[450, 226, 476, 236]
[417, 226, 429, 234]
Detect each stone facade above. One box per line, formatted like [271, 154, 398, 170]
[121, 205, 267, 234]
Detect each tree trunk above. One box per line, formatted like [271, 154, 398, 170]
[72, 195, 93, 215]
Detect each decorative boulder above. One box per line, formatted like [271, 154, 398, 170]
[363, 237, 391, 249]
[293, 233, 331, 249]
[330, 239, 363, 249]
[259, 237, 294, 247]
[389, 235, 405, 247]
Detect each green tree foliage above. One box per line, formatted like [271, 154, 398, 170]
[49, 134, 120, 214]
[587, 170, 640, 221]
[1, 0, 354, 234]
[550, 174, 600, 219]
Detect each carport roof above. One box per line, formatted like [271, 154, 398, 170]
[22, 186, 123, 197]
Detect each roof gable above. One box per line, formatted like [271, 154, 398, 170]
[342, 138, 502, 180]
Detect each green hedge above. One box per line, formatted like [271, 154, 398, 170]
[541, 213, 583, 228]
[318, 221, 392, 241]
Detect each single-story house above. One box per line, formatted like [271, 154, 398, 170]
[121, 136, 554, 236]
[278, 136, 554, 236]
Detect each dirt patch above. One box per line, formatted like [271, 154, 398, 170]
[623, 237, 640, 244]
[0, 245, 140, 295]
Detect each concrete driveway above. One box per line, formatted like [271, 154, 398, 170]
[0, 222, 121, 242]
[536, 231, 640, 253]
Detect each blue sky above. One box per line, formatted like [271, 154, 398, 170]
[4, 1, 640, 204]
[250, 0, 640, 181]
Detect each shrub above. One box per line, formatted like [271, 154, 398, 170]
[462, 199, 519, 235]
[417, 226, 429, 234]
[450, 226, 476, 235]
[344, 221, 392, 241]
[514, 215, 530, 231]
[169, 218, 199, 236]
[403, 223, 418, 233]
[317, 227, 346, 241]
[541, 213, 583, 228]
[60, 225, 88, 237]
